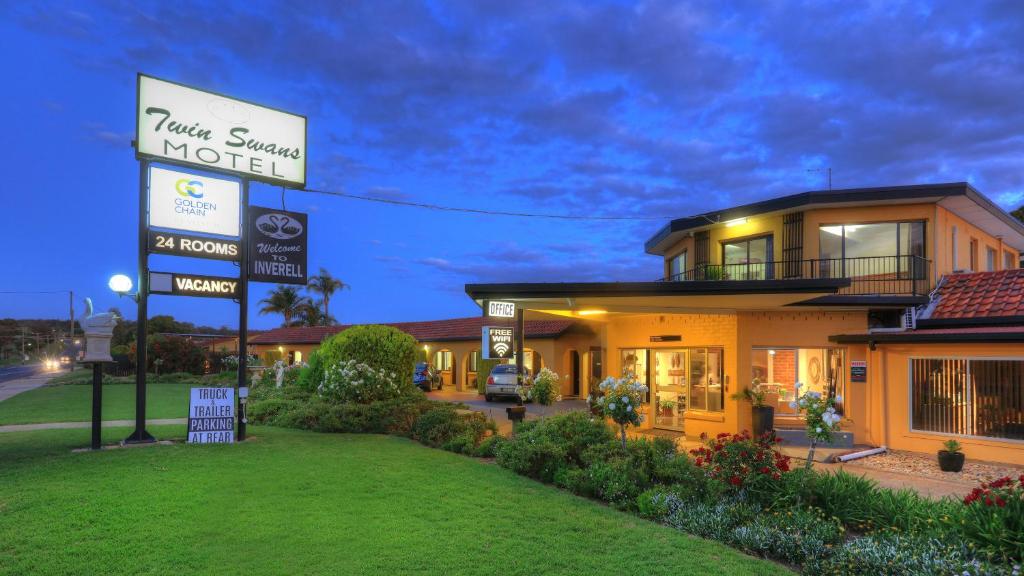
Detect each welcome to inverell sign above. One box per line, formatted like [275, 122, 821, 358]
[137, 74, 307, 188]
[248, 206, 308, 285]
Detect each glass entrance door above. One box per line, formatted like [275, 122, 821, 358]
[653, 349, 687, 431]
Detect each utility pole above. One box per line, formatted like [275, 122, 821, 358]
[807, 167, 832, 191]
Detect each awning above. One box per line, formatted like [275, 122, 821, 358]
[465, 278, 849, 317]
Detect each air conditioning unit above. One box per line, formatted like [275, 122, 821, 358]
[901, 307, 917, 330]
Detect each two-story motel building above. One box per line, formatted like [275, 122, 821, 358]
[466, 182, 1024, 465]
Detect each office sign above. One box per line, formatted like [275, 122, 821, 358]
[188, 387, 234, 444]
[149, 271, 240, 299]
[650, 335, 682, 343]
[137, 74, 307, 187]
[148, 230, 240, 261]
[148, 166, 241, 237]
[850, 360, 867, 383]
[248, 206, 307, 284]
[482, 326, 514, 359]
[485, 300, 516, 318]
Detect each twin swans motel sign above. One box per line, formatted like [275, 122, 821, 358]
[124, 73, 310, 446]
[137, 74, 307, 188]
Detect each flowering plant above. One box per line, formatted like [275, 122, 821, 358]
[222, 354, 260, 371]
[594, 374, 648, 447]
[961, 475, 1024, 560]
[689, 431, 791, 501]
[319, 359, 406, 404]
[525, 367, 562, 407]
[788, 382, 843, 469]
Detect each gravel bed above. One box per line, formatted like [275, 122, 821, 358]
[849, 449, 1024, 485]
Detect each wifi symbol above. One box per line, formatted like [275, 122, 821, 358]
[493, 342, 510, 356]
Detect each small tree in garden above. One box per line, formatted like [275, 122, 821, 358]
[788, 382, 842, 469]
[595, 374, 648, 448]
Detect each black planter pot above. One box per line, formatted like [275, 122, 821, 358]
[751, 406, 775, 438]
[506, 405, 527, 424]
[937, 450, 965, 472]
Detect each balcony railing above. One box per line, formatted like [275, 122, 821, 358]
[662, 255, 931, 296]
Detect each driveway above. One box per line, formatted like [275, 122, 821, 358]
[427, 388, 589, 433]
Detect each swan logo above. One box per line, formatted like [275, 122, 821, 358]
[175, 178, 204, 199]
[254, 213, 304, 240]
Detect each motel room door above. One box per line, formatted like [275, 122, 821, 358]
[653, 349, 687, 431]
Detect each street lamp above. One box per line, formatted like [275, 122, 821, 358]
[108, 274, 138, 302]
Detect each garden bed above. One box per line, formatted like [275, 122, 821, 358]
[849, 449, 1024, 485]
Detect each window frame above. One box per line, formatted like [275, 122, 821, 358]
[908, 356, 1024, 443]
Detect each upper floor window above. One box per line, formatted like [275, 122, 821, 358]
[722, 235, 772, 280]
[970, 238, 979, 271]
[819, 222, 925, 261]
[986, 247, 997, 271]
[668, 251, 687, 280]
[1006, 251, 1018, 270]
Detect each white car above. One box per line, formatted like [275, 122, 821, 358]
[484, 364, 531, 402]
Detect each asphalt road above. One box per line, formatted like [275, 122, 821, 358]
[0, 363, 44, 384]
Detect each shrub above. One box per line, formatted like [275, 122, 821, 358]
[961, 475, 1024, 561]
[319, 359, 416, 404]
[476, 359, 502, 394]
[804, 533, 1018, 576]
[249, 396, 435, 435]
[135, 335, 207, 374]
[662, 494, 760, 542]
[689, 431, 792, 505]
[496, 411, 614, 482]
[411, 405, 495, 454]
[296, 350, 324, 390]
[730, 506, 845, 565]
[528, 367, 561, 406]
[317, 325, 418, 388]
[473, 434, 506, 458]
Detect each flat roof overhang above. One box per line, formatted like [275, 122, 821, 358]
[830, 326, 1024, 344]
[466, 278, 850, 316]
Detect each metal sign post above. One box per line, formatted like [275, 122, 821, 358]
[237, 179, 249, 442]
[515, 308, 525, 405]
[126, 159, 155, 444]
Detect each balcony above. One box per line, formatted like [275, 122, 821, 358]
[663, 255, 932, 296]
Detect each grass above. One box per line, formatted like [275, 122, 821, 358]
[0, 426, 789, 576]
[0, 371, 235, 425]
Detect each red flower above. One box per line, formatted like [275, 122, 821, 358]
[695, 457, 704, 467]
[760, 466, 771, 475]
[772, 472, 781, 480]
[729, 476, 742, 486]
[996, 497, 1007, 508]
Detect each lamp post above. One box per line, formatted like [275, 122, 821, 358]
[109, 274, 154, 443]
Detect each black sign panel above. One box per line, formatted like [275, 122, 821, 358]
[850, 361, 867, 383]
[483, 326, 514, 359]
[650, 335, 682, 342]
[148, 230, 241, 261]
[248, 206, 307, 284]
[149, 271, 240, 299]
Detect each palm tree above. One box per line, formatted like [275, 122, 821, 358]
[258, 285, 310, 327]
[307, 268, 349, 325]
[297, 300, 335, 327]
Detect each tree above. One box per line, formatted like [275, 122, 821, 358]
[259, 285, 310, 327]
[307, 268, 348, 325]
[297, 299, 335, 327]
[1012, 205, 1024, 224]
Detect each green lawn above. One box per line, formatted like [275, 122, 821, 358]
[0, 427, 789, 575]
[0, 383, 194, 425]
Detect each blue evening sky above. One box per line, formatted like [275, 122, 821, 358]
[1, 1, 1023, 329]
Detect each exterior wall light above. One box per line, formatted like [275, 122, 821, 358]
[724, 217, 748, 227]
[108, 274, 139, 302]
[577, 309, 607, 316]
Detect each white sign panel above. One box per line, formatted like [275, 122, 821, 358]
[187, 387, 235, 444]
[137, 74, 307, 187]
[486, 301, 516, 318]
[149, 166, 241, 237]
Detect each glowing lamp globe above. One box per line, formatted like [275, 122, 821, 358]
[108, 274, 133, 294]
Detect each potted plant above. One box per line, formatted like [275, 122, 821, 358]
[938, 439, 965, 472]
[731, 379, 773, 437]
[658, 399, 676, 416]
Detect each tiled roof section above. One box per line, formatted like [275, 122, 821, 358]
[930, 269, 1024, 320]
[248, 317, 579, 345]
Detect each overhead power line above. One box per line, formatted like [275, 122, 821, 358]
[300, 186, 713, 222]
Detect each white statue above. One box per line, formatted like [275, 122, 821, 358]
[274, 360, 286, 388]
[80, 298, 118, 362]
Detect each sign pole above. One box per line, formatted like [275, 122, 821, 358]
[91, 362, 102, 450]
[127, 158, 155, 444]
[515, 308, 525, 405]
[237, 179, 249, 442]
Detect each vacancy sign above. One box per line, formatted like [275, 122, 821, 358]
[149, 166, 241, 237]
[149, 271, 240, 299]
[137, 74, 307, 187]
[188, 387, 234, 444]
[482, 326, 514, 359]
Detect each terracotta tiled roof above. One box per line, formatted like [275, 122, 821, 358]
[929, 269, 1024, 320]
[248, 317, 579, 345]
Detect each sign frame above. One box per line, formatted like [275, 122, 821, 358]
[485, 300, 516, 319]
[147, 164, 242, 238]
[850, 360, 867, 383]
[149, 271, 241, 299]
[136, 73, 308, 189]
[248, 205, 308, 285]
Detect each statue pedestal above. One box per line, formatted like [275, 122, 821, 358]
[82, 333, 113, 363]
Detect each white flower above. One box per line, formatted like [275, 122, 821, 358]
[816, 426, 822, 433]
[629, 405, 635, 412]
[795, 382, 803, 389]
[622, 396, 630, 404]
[609, 403, 616, 410]
[788, 401, 798, 409]
[835, 395, 843, 403]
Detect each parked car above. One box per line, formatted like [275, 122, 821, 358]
[485, 364, 531, 402]
[413, 362, 442, 391]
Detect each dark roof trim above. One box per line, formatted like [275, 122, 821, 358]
[789, 295, 929, 307]
[830, 331, 1024, 344]
[465, 279, 849, 300]
[916, 316, 1024, 329]
[645, 182, 1024, 255]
